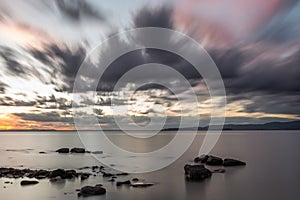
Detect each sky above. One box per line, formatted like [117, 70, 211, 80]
[0, 0, 299, 130]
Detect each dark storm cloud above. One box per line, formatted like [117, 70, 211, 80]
[35, 95, 76, 110]
[132, 6, 173, 29]
[14, 111, 73, 123]
[29, 44, 86, 91]
[0, 96, 36, 107]
[223, 49, 300, 95]
[55, 0, 105, 22]
[0, 82, 7, 94]
[0, 46, 26, 76]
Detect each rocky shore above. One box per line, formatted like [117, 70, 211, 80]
[185, 155, 246, 181]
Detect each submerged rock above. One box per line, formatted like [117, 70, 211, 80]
[116, 180, 131, 186]
[205, 156, 223, 166]
[70, 147, 85, 153]
[78, 185, 106, 197]
[223, 158, 246, 167]
[20, 180, 39, 186]
[213, 168, 226, 173]
[184, 164, 212, 181]
[194, 154, 209, 163]
[56, 148, 69, 153]
[131, 182, 154, 188]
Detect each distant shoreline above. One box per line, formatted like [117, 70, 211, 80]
[1, 121, 299, 131]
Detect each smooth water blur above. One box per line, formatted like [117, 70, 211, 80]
[0, 131, 300, 200]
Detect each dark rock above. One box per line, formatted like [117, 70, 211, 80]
[56, 148, 69, 153]
[4, 181, 10, 184]
[78, 185, 106, 197]
[80, 173, 90, 181]
[194, 154, 209, 163]
[213, 168, 226, 173]
[20, 180, 39, 186]
[70, 147, 85, 153]
[39, 151, 47, 154]
[184, 164, 212, 180]
[131, 182, 154, 187]
[132, 178, 139, 182]
[206, 156, 223, 166]
[116, 172, 129, 176]
[49, 169, 67, 179]
[92, 151, 103, 154]
[223, 158, 246, 167]
[116, 180, 131, 186]
[34, 170, 50, 179]
[102, 172, 114, 177]
[66, 170, 77, 178]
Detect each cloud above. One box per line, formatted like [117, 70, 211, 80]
[14, 111, 73, 123]
[55, 0, 106, 22]
[132, 6, 173, 29]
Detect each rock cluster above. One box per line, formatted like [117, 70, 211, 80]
[194, 155, 246, 166]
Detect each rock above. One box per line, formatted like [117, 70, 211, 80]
[132, 178, 139, 182]
[20, 180, 39, 186]
[80, 173, 90, 181]
[194, 154, 209, 163]
[34, 170, 50, 179]
[56, 148, 69, 153]
[49, 169, 67, 179]
[70, 147, 85, 153]
[116, 172, 129, 176]
[50, 176, 62, 182]
[223, 158, 246, 167]
[116, 180, 131, 186]
[213, 168, 226, 173]
[131, 182, 154, 188]
[66, 170, 77, 179]
[78, 185, 106, 197]
[4, 181, 10, 184]
[108, 178, 115, 182]
[206, 156, 223, 166]
[92, 151, 103, 154]
[102, 172, 114, 177]
[39, 151, 47, 154]
[184, 164, 212, 181]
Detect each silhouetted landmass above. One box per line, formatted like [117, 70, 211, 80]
[163, 121, 300, 131]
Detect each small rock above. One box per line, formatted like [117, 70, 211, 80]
[194, 154, 209, 163]
[78, 185, 106, 197]
[116, 180, 131, 186]
[132, 178, 139, 182]
[80, 173, 90, 181]
[39, 151, 47, 154]
[20, 180, 39, 186]
[49, 169, 67, 179]
[56, 148, 69, 153]
[184, 164, 212, 181]
[4, 181, 10, 184]
[50, 176, 62, 182]
[223, 158, 246, 167]
[131, 182, 154, 188]
[213, 169, 226, 173]
[206, 156, 223, 166]
[70, 147, 85, 153]
[92, 151, 103, 154]
[116, 172, 129, 176]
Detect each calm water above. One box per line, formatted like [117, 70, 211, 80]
[0, 131, 300, 200]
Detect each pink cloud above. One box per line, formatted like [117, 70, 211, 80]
[174, 0, 284, 47]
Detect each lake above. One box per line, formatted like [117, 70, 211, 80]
[0, 130, 299, 200]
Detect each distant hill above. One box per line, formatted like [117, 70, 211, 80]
[163, 121, 300, 131]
